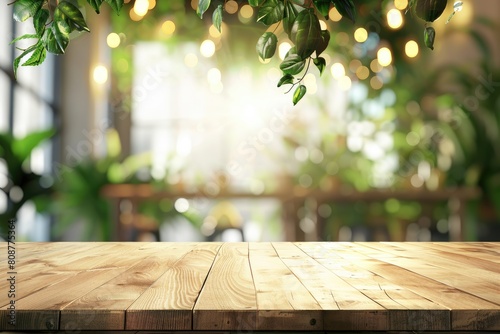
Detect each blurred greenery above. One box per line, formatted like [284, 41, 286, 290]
[3, 1, 499, 241]
[0, 129, 55, 238]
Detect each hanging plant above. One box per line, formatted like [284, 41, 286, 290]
[410, 0, 465, 51]
[8, 0, 465, 104]
[9, 0, 123, 76]
[196, 0, 355, 104]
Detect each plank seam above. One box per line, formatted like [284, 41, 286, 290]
[190, 242, 224, 331]
[247, 242, 259, 309]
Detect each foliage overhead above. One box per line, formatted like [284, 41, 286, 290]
[10, 0, 123, 77]
[10, 0, 455, 104]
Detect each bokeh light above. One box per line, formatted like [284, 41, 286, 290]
[133, 0, 149, 16]
[387, 9, 403, 29]
[184, 53, 198, 67]
[106, 33, 120, 48]
[405, 40, 419, 58]
[331, 62, 346, 79]
[354, 28, 368, 43]
[225, 0, 239, 14]
[394, 0, 408, 10]
[200, 39, 216, 57]
[377, 47, 392, 66]
[93, 65, 108, 84]
[329, 7, 342, 21]
[161, 20, 176, 36]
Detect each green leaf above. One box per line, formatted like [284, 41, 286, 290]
[43, 29, 58, 54]
[331, 0, 356, 23]
[414, 0, 447, 22]
[13, 43, 38, 77]
[43, 25, 68, 54]
[212, 4, 223, 32]
[53, 18, 71, 53]
[314, 57, 326, 75]
[292, 85, 307, 105]
[257, 0, 284, 26]
[315, 29, 330, 56]
[283, 1, 299, 37]
[197, 0, 211, 18]
[22, 42, 47, 67]
[277, 73, 294, 87]
[10, 33, 39, 45]
[87, 0, 104, 13]
[104, 0, 124, 15]
[313, 0, 331, 18]
[280, 50, 306, 75]
[33, 9, 49, 36]
[256, 32, 278, 60]
[13, 0, 43, 22]
[291, 9, 321, 59]
[424, 26, 435, 50]
[57, 1, 90, 32]
[248, 0, 264, 6]
[12, 129, 56, 163]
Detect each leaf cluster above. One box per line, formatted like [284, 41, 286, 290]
[10, 0, 124, 77]
[197, 0, 356, 105]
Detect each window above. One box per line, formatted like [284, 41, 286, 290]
[0, 6, 58, 241]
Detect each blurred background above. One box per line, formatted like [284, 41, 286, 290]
[1, 0, 499, 242]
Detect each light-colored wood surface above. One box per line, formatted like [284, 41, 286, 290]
[1, 242, 499, 332]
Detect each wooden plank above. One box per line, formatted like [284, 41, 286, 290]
[363, 243, 500, 304]
[432, 242, 500, 258]
[307, 243, 450, 331]
[61, 243, 198, 330]
[278, 242, 385, 310]
[354, 242, 500, 330]
[249, 242, 322, 331]
[0, 309, 59, 331]
[1, 243, 148, 331]
[0, 243, 124, 331]
[0, 242, 79, 263]
[339, 243, 500, 331]
[384, 242, 500, 278]
[425, 242, 500, 265]
[193, 243, 256, 331]
[277, 242, 387, 331]
[128, 243, 222, 331]
[0, 243, 145, 307]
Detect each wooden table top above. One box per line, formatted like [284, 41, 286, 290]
[1, 242, 500, 332]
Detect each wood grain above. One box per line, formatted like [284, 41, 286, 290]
[61, 243, 198, 330]
[1, 242, 499, 332]
[193, 242, 256, 331]
[127, 243, 221, 330]
[249, 242, 322, 331]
